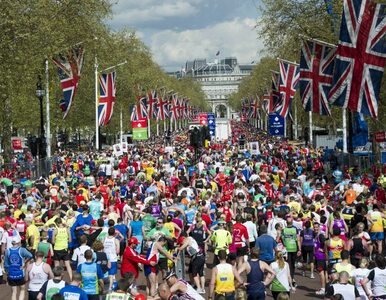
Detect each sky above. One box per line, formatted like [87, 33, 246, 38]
[107, 0, 265, 71]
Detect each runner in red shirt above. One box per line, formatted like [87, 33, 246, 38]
[232, 214, 249, 267]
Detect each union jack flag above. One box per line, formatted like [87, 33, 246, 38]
[250, 97, 260, 119]
[130, 103, 141, 121]
[185, 99, 190, 118]
[178, 97, 184, 120]
[170, 94, 179, 120]
[299, 40, 335, 116]
[275, 60, 300, 118]
[52, 45, 84, 119]
[328, 0, 386, 118]
[147, 90, 158, 119]
[156, 94, 168, 121]
[262, 93, 270, 115]
[98, 71, 116, 126]
[130, 95, 147, 121]
[139, 96, 148, 118]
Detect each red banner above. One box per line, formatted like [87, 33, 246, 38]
[374, 131, 386, 142]
[199, 113, 208, 126]
[132, 118, 148, 128]
[11, 137, 23, 150]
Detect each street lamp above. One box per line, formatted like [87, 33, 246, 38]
[36, 75, 45, 158]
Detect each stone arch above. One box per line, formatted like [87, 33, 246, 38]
[215, 104, 227, 118]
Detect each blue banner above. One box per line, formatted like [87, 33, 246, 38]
[352, 112, 368, 148]
[208, 113, 216, 136]
[269, 113, 285, 136]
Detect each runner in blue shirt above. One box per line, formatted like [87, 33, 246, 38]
[76, 250, 104, 298]
[59, 273, 88, 300]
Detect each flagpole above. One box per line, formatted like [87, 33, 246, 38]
[157, 121, 159, 136]
[45, 59, 51, 158]
[148, 116, 151, 140]
[298, 34, 337, 48]
[101, 61, 127, 73]
[294, 99, 298, 140]
[276, 58, 299, 66]
[309, 111, 313, 147]
[120, 106, 123, 144]
[342, 108, 348, 153]
[95, 53, 99, 150]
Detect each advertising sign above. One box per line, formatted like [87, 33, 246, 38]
[207, 113, 216, 137]
[268, 113, 285, 136]
[11, 137, 23, 151]
[374, 131, 386, 143]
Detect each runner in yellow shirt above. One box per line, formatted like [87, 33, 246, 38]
[368, 205, 385, 255]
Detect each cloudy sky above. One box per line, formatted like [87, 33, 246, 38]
[107, 0, 265, 71]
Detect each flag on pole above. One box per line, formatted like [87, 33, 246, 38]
[299, 40, 335, 116]
[170, 94, 179, 120]
[139, 96, 148, 118]
[156, 95, 169, 121]
[178, 97, 184, 120]
[132, 118, 148, 140]
[328, 0, 386, 118]
[98, 71, 116, 126]
[251, 97, 260, 118]
[262, 93, 270, 115]
[275, 60, 300, 118]
[52, 45, 85, 119]
[147, 90, 158, 119]
[130, 96, 145, 121]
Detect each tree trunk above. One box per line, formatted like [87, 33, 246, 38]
[1, 88, 12, 161]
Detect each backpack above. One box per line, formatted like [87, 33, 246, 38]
[195, 179, 204, 189]
[7, 247, 24, 280]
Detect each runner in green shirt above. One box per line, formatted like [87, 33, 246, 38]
[281, 220, 301, 284]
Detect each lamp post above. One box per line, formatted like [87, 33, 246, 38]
[36, 75, 45, 158]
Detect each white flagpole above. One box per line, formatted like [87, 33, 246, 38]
[45, 59, 51, 158]
[157, 121, 159, 136]
[342, 108, 348, 153]
[148, 116, 151, 139]
[95, 54, 99, 150]
[120, 107, 123, 144]
[309, 111, 313, 146]
[294, 99, 298, 140]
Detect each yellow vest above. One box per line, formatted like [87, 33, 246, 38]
[370, 211, 383, 232]
[215, 263, 235, 294]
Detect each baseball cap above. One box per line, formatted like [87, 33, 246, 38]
[328, 268, 338, 275]
[129, 237, 140, 245]
[12, 236, 21, 244]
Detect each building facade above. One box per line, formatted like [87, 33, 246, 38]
[171, 57, 253, 119]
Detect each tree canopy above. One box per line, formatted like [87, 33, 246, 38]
[229, 0, 386, 134]
[0, 0, 207, 153]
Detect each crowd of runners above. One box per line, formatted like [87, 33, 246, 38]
[0, 121, 386, 300]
